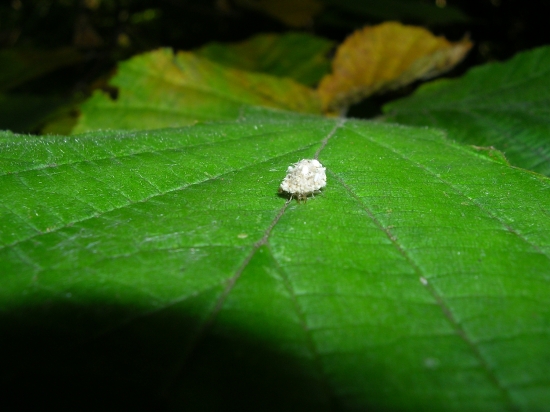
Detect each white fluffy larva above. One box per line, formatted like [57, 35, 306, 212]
[279, 159, 327, 201]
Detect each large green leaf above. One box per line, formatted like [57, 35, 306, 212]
[196, 32, 334, 87]
[383, 46, 550, 176]
[1, 109, 550, 411]
[73, 48, 322, 134]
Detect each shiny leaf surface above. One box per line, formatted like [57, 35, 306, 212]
[1, 109, 549, 411]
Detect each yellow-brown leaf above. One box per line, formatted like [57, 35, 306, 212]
[318, 22, 472, 112]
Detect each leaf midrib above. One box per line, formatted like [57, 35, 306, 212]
[162, 118, 347, 406]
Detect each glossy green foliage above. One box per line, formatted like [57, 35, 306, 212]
[384, 46, 550, 176]
[196, 32, 334, 86]
[73, 48, 322, 134]
[1, 109, 549, 411]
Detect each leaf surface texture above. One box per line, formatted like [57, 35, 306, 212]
[1, 110, 549, 411]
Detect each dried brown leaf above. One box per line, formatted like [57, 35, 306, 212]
[318, 22, 472, 112]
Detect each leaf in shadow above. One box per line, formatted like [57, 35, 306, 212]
[0, 48, 81, 92]
[235, 0, 324, 27]
[384, 46, 550, 176]
[196, 32, 334, 87]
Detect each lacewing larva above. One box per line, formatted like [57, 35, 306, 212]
[279, 159, 327, 202]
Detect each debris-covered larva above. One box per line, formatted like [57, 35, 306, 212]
[279, 159, 327, 202]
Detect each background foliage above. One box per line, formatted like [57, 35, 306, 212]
[1, 0, 548, 134]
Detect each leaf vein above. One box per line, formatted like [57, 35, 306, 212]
[266, 242, 337, 410]
[330, 169, 519, 410]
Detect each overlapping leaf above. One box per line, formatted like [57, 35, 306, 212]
[73, 48, 322, 133]
[2, 109, 550, 411]
[384, 46, 550, 176]
[318, 22, 472, 112]
[196, 32, 334, 86]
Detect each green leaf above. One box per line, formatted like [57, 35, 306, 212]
[1, 109, 550, 411]
[383, 46, 550, 176]
[196, 32, 334, 86]
[0, 47, 81, 92]
[73, 48, 322, 133]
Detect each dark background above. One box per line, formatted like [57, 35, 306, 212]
[0, 0, 547, 105]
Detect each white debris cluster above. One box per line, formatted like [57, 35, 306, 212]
[279, 159, 327, 200]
